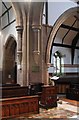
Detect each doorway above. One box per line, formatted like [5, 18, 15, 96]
[3, 35, 17, 84]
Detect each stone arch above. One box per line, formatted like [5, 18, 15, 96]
[46, 7, 79, 64]
[2, 35, 17, 84]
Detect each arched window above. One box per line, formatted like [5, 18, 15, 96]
[53, 51, 62, 76]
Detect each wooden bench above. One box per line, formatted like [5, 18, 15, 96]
[0, 95, 39, 119]
[66, 84, 79, 101]
[40, 85, 57, 109]
[0, 84, 28, 98]
[0, 83, 44, 98]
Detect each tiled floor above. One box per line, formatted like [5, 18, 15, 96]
[27, 99, 79, 119]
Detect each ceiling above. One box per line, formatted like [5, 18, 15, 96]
[54, 14, 79, 46]
[52, 11, 79, 64]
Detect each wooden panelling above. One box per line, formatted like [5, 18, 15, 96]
[66, 88, 79, 101]
[62, 64, 79, 68]
[56, 84, 70, 94]
[0, 95, 39, 119]
[50, 64, 79, 68]
[54, 75, 79, 94]
[40, 85, 57, 109]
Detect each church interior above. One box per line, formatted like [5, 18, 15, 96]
[0, 0, 79, 119]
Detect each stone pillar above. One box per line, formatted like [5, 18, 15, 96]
[16, 26, 23, 85]
[46, 63, 51, 84]
[21, 10, 30, 86]
[32, 26, 41, 65]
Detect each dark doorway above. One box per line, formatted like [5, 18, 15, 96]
[3, 36, 17, 84]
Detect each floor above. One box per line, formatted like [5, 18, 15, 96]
[8, 95, 79, 120]
[28, 98, 79, 119]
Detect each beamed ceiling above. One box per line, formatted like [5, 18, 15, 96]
[51, 10, 79, 64]
[54, 14, 79, 47]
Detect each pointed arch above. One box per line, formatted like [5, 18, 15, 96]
[46, 7, 79, 64]
[2, 35, 17, 84]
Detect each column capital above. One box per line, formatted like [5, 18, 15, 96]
[16, 26, 23, 31]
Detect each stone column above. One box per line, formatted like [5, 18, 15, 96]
[46, 63, 51, 84]
[21, 9, 30, 86]
[16, 26, 23, 85]
[32, 26, 41, 65]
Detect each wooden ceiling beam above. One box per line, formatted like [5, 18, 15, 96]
[71, 32, 79, 64]
[62, 19, 77, 43]
[60, 24, 79, 32]
[52, 42, 79, 49]
[72, 32, 79, 46]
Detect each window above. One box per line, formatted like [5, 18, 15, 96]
[53, 51, 62, 76]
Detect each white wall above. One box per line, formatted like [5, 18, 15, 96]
[49, 33, 79, 72]
[47, 1, 78, 74]
[48, 1, 77, 26]
[2, 22, 17, 46]
[0, 7, 17, 69]
[49, 46, 79, 73]
[0, 2, 2, 69]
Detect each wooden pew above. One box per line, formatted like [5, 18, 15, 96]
[0, 86, 28, 98]
[40, 85, 57, 109]
[0, 83, 44, 98]
[0, 95, 39, 119]
[66, 83, 79, 101]
[0, 84, 28, 98]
